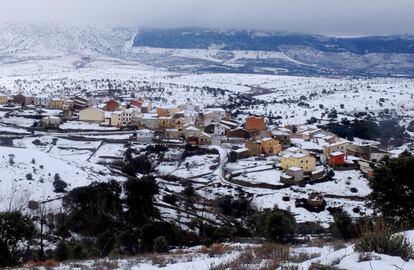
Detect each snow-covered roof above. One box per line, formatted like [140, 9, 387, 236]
[206, 108, 225, 112]
[288, 167, 303, 172]
[286, 147, 300, 152]
[200, 132, 212, 138]
[330, 151, 344, 156]
[261, 137, 274, 142]
[271, 130, 289, 136]
[234, 147, 249, 153]
[284, 153, 306, 159]
[328, 140, 349, 147]
[185, 126, 200, 131]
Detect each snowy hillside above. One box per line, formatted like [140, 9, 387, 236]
[0, 23, 414, 76]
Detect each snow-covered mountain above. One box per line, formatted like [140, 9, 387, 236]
[1, 23, 414, 77]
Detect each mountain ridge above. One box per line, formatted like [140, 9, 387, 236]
[0, 23, 413, 77]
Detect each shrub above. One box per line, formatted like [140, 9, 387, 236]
[162, 194, 178, 205]
[53, 179, 68, 193]
[255, 209, 296, 243]
[54, 241, 70, 261]
[153, 236, 169, 253]
[228, 151, 238, 163]
[0, 211, 36, 267]
[355, 230, 413, 261]
[369, 153, 414, 225]
[330, 211, 358, 240]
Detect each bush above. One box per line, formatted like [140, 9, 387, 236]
[162, 194, 178, 205]
[228, 151, 238, 163]
[355, 230, 413, 261]
[330, 211, 358, 240]
[0, 211, 36, 267]
[368, 153, 414, 225]
[255, 209, 296, 243]
[54, 241, 70, 261]
[53, 179, 68, 193]
[153, 236, 169, 253]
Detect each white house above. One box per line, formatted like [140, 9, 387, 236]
[35, 95, 50, 107]
[133, 129, 154, 143]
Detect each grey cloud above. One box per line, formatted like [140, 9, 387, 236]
[0, 0, 413, 36]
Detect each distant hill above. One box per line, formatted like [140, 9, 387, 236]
[0, 23, 413, 77]
[134, 28, 414, 54]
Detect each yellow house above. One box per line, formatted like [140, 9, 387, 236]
[261, 138, 282, 155]
[245, 138, 282, 156]
[173, 117, 185, 131]
[79, 107, 105, 123]
[50, 98, 63, 109]
[245, 141, 262, 156]
[0, 95, 8, 104]
[160, 116, 174, 129]
[281, 153, 316, 172]
[110, 111, 122, 127]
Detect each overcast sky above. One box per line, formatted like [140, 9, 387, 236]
[1, 0, 413, 36]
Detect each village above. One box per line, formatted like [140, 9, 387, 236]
[0, 93, 392, 191]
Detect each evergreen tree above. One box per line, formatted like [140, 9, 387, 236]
[368, 152, 414, 225]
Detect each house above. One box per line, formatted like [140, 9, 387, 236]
[329, 151, 345, 166]
[140, 102, 152, 113]
[173, 117, 185, 131]
[111, 108, 138, 127]
[280, 167, 304, 184]
[137, 114, 160, 130]
[261, 138, 282, 155]
[163, 128, 182, 140]
[205, 108, 226, 120]
[160, 116, 174, 129]
[249, 129, 272, 141]
[178, 103, 199, 112]
[49, 98, 63, 109]
[79, 107, 105, 123]
[354, 159, 375, 177]
[233, 147, 251, 159]
[201, 111, 216, 127]
[370, 147, 390, 163]
[281, 153, 316, 172]
[204, 122, 229, 136]
[347, 143, 389, 163]
[157, 106, 180, 117]
[110, 111, 122, 127]
[284, 147, 309, 156]
[0, 95, 8, 105]
[245, 141, 262, 156]
[220, 118, 240, 130]
[198, 132, 212, 145]
[129, 99, 144, 108]
[62, 99, 74, 111]
[104, 100, 120, 112]
[226, 128, 251, 139]
[41, 116, 61, 128]
[73, 96, 90, 111]
[271, 129, 291, 149]
[13, 94, 34, 106]
[245, 116, 266, 131]
[323, 141, 349, 157]
[301, 129, 336, 141]
[34, 95, 50, 107]
[183, 125, 202, 139]
[133, 129, 154, 143]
